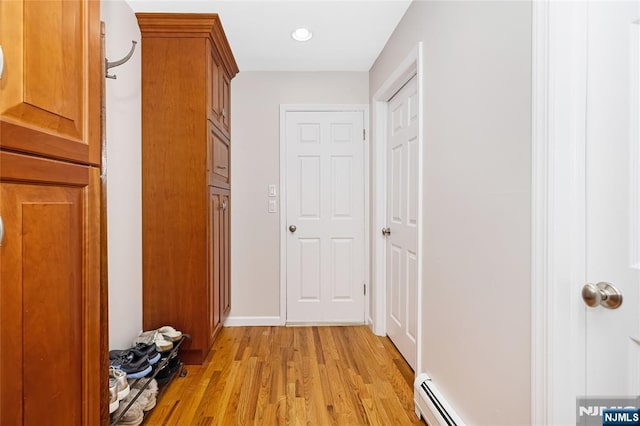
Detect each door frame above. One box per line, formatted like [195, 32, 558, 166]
[371, 43, 424, 373]
[279, 104, 370, 325]
[531, 2, 588, 424]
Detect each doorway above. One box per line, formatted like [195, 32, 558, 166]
[532, 2, 640, 424]
[280, 106, 369, 323]
[385, 75, 419, 370]
[372, 44, 423, 372]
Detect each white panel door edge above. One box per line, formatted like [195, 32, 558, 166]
[385, 76, 419, 370]
[371, 44, 423, 377]
[532, 2, 640, 424]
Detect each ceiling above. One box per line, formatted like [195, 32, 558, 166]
[126, 0, 413, 71]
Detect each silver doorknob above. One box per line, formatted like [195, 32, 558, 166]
[581, 282, 623, 309]
[382, 227, 391, 236]
[289, 225, 297, 233]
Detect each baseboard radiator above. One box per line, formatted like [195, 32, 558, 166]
[414, 373, 466, 426]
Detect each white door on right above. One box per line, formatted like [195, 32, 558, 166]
[581, 1, 640, 418]
[386, 76, 418, 370]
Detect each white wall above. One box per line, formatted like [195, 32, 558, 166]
[102, 0, 143, 349]
[370, 2, 532, 425]
[230, 72, 369, 320]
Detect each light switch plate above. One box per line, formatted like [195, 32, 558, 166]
[268, 199, 277, 213]
[268, 184, 277, 198]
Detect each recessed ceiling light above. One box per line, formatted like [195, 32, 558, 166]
[291, 27, 313, 42]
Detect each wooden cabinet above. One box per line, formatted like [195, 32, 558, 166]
[137, 13, 238, 365]
[0, 0, 101, 166]
[0, 1, 104, 424]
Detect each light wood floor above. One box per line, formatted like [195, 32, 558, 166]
[144, 326, 424, 425]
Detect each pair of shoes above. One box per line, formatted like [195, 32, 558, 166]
[110, 343, 161, 366]
[134, 326, 182, 352]
[155, 352, 182, 386]
[110, 350, 152, 379]
[157, 326, 182, 342]
[131, 378, 159, 411]
[111, 392, 145, 426]
[109, 367, 130, 414]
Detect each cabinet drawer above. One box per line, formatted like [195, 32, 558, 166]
[208, 123, 229, 187]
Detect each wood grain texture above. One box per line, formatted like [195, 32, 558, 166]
[145, 326, 424, 425]
[138, 13, 236, 365]
[135, 13, 239, 78]
[0, 166, 102, 426]
[0, 0, 101, 166]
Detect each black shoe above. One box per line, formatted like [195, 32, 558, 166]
[110, 343, 160, 365]
[110, 352, 152, 379]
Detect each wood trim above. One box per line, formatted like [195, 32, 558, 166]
[135, 13, 239, 78]
[0, 118, 90, 165]
[83, 167, 102, 425]
[99, 20, 109, 426]
[87, 0, 101, 166]
[0, 151, 89, 186]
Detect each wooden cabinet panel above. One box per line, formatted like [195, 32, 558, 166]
[207, 42, 223, 127]
[0, 154, 101, 425]
[221, 193, 231, 318]
[0, 0, 101, 166]
[208, 189, 223, 345]
[209, 123, 230, 188]
[221, 73, 231, 135]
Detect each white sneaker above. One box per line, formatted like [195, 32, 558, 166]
[109, 379, 119, 414]
[134, 330, 173, 352]
[110, 367, 130, 400]
[157, 325, 182, 342]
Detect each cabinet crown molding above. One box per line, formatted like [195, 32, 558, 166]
[135, 13, 239, 78]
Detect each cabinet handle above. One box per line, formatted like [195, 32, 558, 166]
[220, 201, 227, 211]
[0, 214, 4, 246]
[216, 165, 227, 170]
[0, 45, 4, 80]
[221, 108, 226, 118]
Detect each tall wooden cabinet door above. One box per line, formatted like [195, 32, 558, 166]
[0, 153, 101, 426]
[221, 73, 231, 135]
[207, 42, 223, 127]
[0, 0, 101, 166]
[208, 188, 222, 344]
[221, 194, 231, 318]
[208, 125, 230, 189]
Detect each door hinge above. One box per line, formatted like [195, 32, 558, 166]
[364, 283, 366, 295]
[363, 129, 366, 141]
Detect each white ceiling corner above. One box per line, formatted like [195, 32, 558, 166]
[126, 0, 413, 71]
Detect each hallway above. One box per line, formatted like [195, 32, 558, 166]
[145, 326, 423, 425]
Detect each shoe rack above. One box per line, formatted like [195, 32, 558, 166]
[110, 335, 190, 425]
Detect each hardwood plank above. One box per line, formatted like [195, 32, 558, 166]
[145, 326, 424, 425]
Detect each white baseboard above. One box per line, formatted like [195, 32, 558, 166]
[224, 316, 283, 326]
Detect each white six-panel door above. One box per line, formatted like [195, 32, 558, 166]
[584, 0, 640, 400]
[386, 77, 418, 369]
[285, 110, 365, 323]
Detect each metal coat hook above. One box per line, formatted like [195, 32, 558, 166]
[106, 40, 137, 79]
